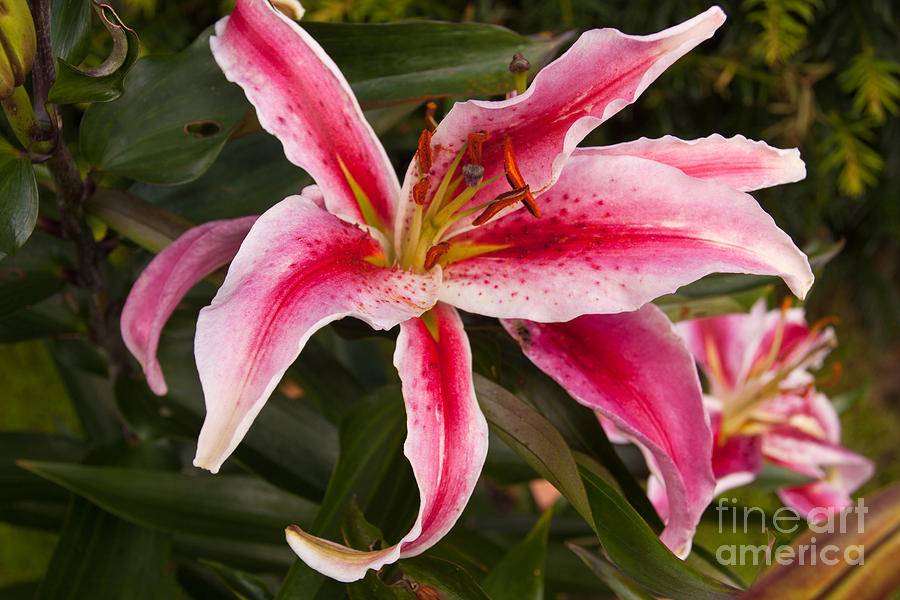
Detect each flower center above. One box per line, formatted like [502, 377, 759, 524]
[716, 302, 837, 442]
[398, 126, 542, 272]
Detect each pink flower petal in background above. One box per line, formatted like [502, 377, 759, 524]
[676, 302, 768, 393]
[121, 216, 257, 396]
[502, 304, 714, 557]
[764, 426, 874, 519]
[396, 6, 726, 240]
[441, 154, 813, 322]
[286, 303, 488, 581]
[194, 197, 440, 473]
[581, 134, 806, 192]
[211, 0, 399, 232]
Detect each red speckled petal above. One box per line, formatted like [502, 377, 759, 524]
[121, 216, 257, 396]
[396, 7, 725, 243]
[579, 134, 806, 192]
[441, 154, 813, 322]
[211, 0, 398, 232]
[193, 197, 440, 473]
[502, 304, 715, 557]
[763, 427, 874, 519]
[286, 303, 488, 581]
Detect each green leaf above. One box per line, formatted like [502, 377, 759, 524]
[0, 139, 38, 255]
[482, 509, 553, 600]
[0, 433, 85, 504]
[200, 559, 275, 600]
[578, 465, 739, 600]
[399, 556, 491, 600]
[0, 272, 64, 319]
[35, 497, 177, 600]
[471, 330, 660, 527]
[567, 543, 655, 600]
[153, 328, 338, 501]
[20, 460, 317, 544]
[303, 21, 572, 107]
[51, 0, 93, 64]
[49, 2, 141, 104]
[473, 373, 591, 523]
[275, 386, 415, 599]
[80, 27, 249, 184]
[173, 533, 293, 573]
[45, 338, 122, 445]
[0, 581, 40, 599]
[130, 133, 311, 223]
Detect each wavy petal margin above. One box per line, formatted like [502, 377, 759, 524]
[211, 0, 399, 232]
[441, 154, 813, 322]
[502, 304, 714, 557]
[286, 303, 488, 581]
[193, 197, 439, 473]
[581, 134, 806, 192]
[396, 6, 726, 241]
[121, 216, 257, 396]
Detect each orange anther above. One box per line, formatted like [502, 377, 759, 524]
[473, 186, 531, 226]
[503, 136, 527, 189]
[424, 242, 451, 270]
[417, 129, 433, 174]
[413, 176, 431, 205]
[467, 130, 489, 165]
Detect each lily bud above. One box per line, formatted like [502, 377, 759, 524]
[0, 0, 36, 99]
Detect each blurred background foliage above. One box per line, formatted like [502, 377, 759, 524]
[2, 0, 899, 595]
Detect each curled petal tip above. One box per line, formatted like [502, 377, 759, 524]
[191, 456, 220, 474]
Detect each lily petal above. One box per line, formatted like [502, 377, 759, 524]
[441, 154, 813, 322]
[211, 0, 399, 232]
[286, 303, 488, 581]
[399, 7, 726, 239]
[193, 196, 440, 473]
[121, 217, 257, 396]
[675, 300, 768, 394]
[579, 134, 806, 192]
[763, 427, 874, 519]
[502, 304, 715, 557]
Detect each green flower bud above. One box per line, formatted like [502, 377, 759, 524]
[0, 0, 36, 99]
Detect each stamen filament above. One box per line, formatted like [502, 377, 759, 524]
[423, 142, 469, 222]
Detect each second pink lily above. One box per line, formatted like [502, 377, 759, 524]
[121, 0, 814, 582]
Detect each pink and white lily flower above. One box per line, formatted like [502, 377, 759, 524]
[121, 0, 815, 581]
[606, 300, 873, 528]
[675, 300, 873, 519]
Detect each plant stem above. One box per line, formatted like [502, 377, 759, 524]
[28, 0, 131, 378]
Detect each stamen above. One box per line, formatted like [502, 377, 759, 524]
[508, 53, 531, 73]
[818, 361, 842, 388]
[425, 101, 438, 132]
[503, 136, 540, 216]
[473, 186, 531, 226]
[503, 136, 526, 189]
[417, 129, 433, 175]
[412, 176, 431, 205]
[467, 130, 489, 165]
[462, 164, 485, 188]
[509, 53, 531, 96]
[424, 242, 451, 270]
